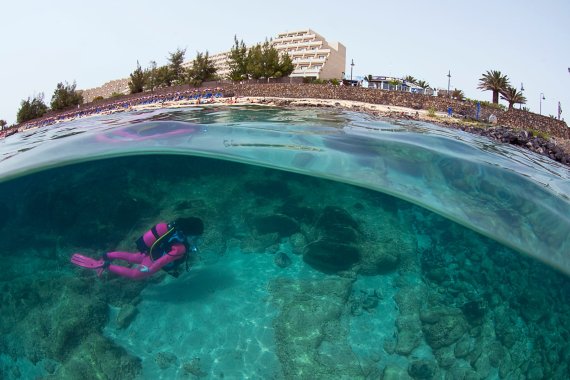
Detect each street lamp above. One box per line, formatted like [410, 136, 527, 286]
[520, 83, 524, 110]
[350, 59, 354, 81]
[540, 93, 545, 115]
[447, 70, 451, 98]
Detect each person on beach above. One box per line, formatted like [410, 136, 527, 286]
[71, 217, 204, 279]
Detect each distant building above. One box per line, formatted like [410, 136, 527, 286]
[272, 29, 345, 80]
[81, 29, 345, 102]
[184, 29, 345, 81]
[367, 76, 432, 95]
[80, 79, 130, 103]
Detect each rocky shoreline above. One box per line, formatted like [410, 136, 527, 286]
[257, 97, 570, 167]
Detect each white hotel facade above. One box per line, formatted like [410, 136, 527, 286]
[81, 29, 345, 102]
[196, 29, 346, 81]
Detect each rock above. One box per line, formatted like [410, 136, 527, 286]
[395, 330, 421, 355]
[53, 334, 141, 379]
[383, 364, 413, 380]
[155, 351, 178, 370]
[408, 359, 437, 380]
[289, 232, 307, 254]
[460, 299, 486, 323]
[303, 239, 360, 273]
[421, 307, 467, 349]
[116, 304, 138, 329]
[302, 206, 362, 273]
[182, 358, 207, 378]
[434, 345, 456, 369]
[316, 206, 359, 243]
[395, 315, 422, 355]
[454, 337, 472, 358]
[274, 251, 292, 268]
[474, 353, 492, 378]
[268, 277, 361, 379]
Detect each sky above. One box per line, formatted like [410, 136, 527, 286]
[1, 0, 569, 125]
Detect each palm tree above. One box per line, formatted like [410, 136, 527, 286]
[416, 80, 430, 89]
[451, 88, 465, 101]
[404, 75, 417, 85]
[500, 86, 527, 110]
[477, 70, 510, 104]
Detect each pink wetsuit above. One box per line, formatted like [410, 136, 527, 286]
[106, 243, 186, 280]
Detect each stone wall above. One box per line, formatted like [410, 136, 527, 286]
[72, 82, 569, 140]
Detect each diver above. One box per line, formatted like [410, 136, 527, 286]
[70, 217, 204, 279]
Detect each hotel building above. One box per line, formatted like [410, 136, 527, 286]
[81, 29, 345, 102]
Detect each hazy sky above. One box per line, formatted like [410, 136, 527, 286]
[1, 0, 569, 124]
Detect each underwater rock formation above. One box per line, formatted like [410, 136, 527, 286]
[420, 307, 468, 349]
[268, 277, 364, 379]
[0, 275, 143, 379]
[394, 278, 427, 355]
[302, 206, 361, 273]
[274, 251, 292, 268]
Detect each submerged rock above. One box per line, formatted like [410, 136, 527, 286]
[408, 359, 437, 380]
[302, 206, 361, 273]
[116, 304, 138, 329]
[155, 351, 178, 370]
[383, 364, 413, 380]
[268, 277, 360, 379]
[303, 240, 360, 273]
[274, 251, 292, 268]
[289, 232, 307, 254]
[421, 307, 468, 349]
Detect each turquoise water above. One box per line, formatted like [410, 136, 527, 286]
[0, 106, 569, 379]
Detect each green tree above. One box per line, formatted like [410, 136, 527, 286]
[478, 70, 510, 104]
[155, 65, 172, 88]
[404, 75, 417, 84]
[50, 81, 83, 111]
[17, 94, 48, 123]
[144, 60, 158, 91]
[246, 44, 264, 79]
[416, 80, 431, 89]
[278, 52, 294, 78]
[0, 119, 6, 130]
[261, 40, 280, 79]
[187, 51, 218, 84]
[388, 78, 401, 90]
[451, 88, 465, 101]
[168, 48, 186, 85]
[500, 86, 527, 110]
[228, 36, 248, 81]
[245, 40, 291, 80]
[128, 61, 146, 94]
